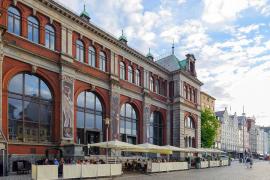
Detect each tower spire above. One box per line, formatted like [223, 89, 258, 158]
[172, 40, 175, 55]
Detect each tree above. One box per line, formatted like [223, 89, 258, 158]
[201, 108, 220, 148]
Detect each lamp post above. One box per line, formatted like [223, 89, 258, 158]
[104, 118, 110, 164]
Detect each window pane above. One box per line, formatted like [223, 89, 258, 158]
[9, 74, 23, 94]
[96, 97, 102, 111]
[8, 98, 22, 121]
[77, 92, 85, 107]
[131, 109, 136, 119]
[40, 80, 52, 100]
[126, 121, 131, 135]
[86, 92, 95, 109]
[25, 74, 39, 96]
[120, 120, 125, 134]
[132, 122, 136, 136]
[24, 101, 39, 122]
[40, 104, 51, 125]
[120, 105, 125, 116]
[85, 113, 94, 129]
[96, 115, 102, 130]
[125, 104, 132, 118]
[39, 124, 51, 142]
[24, 121, 38, 141]
[33, 28, 39, 43]
[76, 111, 84, 128]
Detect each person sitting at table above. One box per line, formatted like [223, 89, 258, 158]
[44, 158, 49, 165]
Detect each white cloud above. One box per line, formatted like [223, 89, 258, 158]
[202, 0, 270, 24]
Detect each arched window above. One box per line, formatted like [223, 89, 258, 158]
[120, 62, 125, 80]
[99, 51, 106, 72]
[76, 40, 84, 62]
[27, 16, 39, 43]
[128, 66, 133, 83]
[8, 73, 53, 142]
[150, 77, 154, 91]
[155, 79, 159, 94]
[8, 6, 21, 35]
[135, 69, 140, 86]
[149, 111, 163, 145]
[88, 46, 96, 67]
[120, 103, 137, 144]
[185, 116, 195, 129]
[45, 25, 55, 50]
[76, 91, 103, 145]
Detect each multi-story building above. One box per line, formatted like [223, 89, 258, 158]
[0, 0, 203, 171]
[156, 54, 203, 148]
[215, 108, 238, 154]
[261, 127, 270, 155]
[247, 117, 256, 155]
[256, 126, 264, 155]
[200, 91, 215, 112]
[263, 131, 268, 155]
[238, 114, 249, 153]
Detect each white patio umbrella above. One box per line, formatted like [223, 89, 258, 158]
[137, 143, 172, 154]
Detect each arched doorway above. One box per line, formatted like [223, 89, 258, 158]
[76, 91, 103, 154]
[149, 111, 163, 145]
[120, 103, 138, 144]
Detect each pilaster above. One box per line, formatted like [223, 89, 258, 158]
[0, 27, 5, 130]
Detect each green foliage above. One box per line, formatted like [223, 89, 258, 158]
[201, 108, 220, 148]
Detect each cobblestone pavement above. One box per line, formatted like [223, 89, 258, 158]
[1, 161, 269, 180]
[116, 161, 270, 180]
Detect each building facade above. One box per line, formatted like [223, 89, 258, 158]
[0, 0, 202, 170]
[247, 117, 256, 155]
[200, 91, 215, 112]
[216, 108, 238, 153]
[255, 126, 264, 155]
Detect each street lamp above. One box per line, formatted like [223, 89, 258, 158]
[104, 117, 110, 164]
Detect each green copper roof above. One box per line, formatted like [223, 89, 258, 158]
[118, 35, 127, 41]
[80, 10, 89, 17]
[146, 48, 154, 59]
[179, 59, 187, 70]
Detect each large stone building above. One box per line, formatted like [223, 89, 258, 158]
[255, 126, 264, 155]
[200, 91, 215, 112]
[0, 0, 202, 171]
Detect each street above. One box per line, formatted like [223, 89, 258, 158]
[116, 161, 270, 180]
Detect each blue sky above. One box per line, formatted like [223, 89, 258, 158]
[56, 0, 270, 126]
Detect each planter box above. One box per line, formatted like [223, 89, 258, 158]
[147, 162, 188, 173]
[200, 161, 209, 168]
[63, 165, 81, 179]
[220, 160, 229, 166]
[32, 165, 58, 180]
[209, 161, 220, 167]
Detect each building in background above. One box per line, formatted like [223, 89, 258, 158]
[261, 127, 270, 155]
[256, 126, 264, 155]
[216, 108, 238, 156]
[247, 117, 256, 155]
[237, 114, 249, 154]
[200, 91, 215, 112]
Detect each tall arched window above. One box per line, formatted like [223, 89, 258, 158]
[135, 69, 140, 86]
[88, 46, 96, 67]
[120, 62, 125, 80]
[120, 103, 137, 144]
[8, 6, 21, 35]
[128, 66, 133, 83]
[27, 16, 39, 43]
[155, 79, 159, 94]
[99, 51, 106, 72]
[150, 77, 154, 91]
[76, 40, 84, 62]
[185, 116, 195, 129]
[149, 112, 163, 145]
[8, 73, 53, 143]
[45, 25, 55, 50]
[76, 91, 103, 146]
